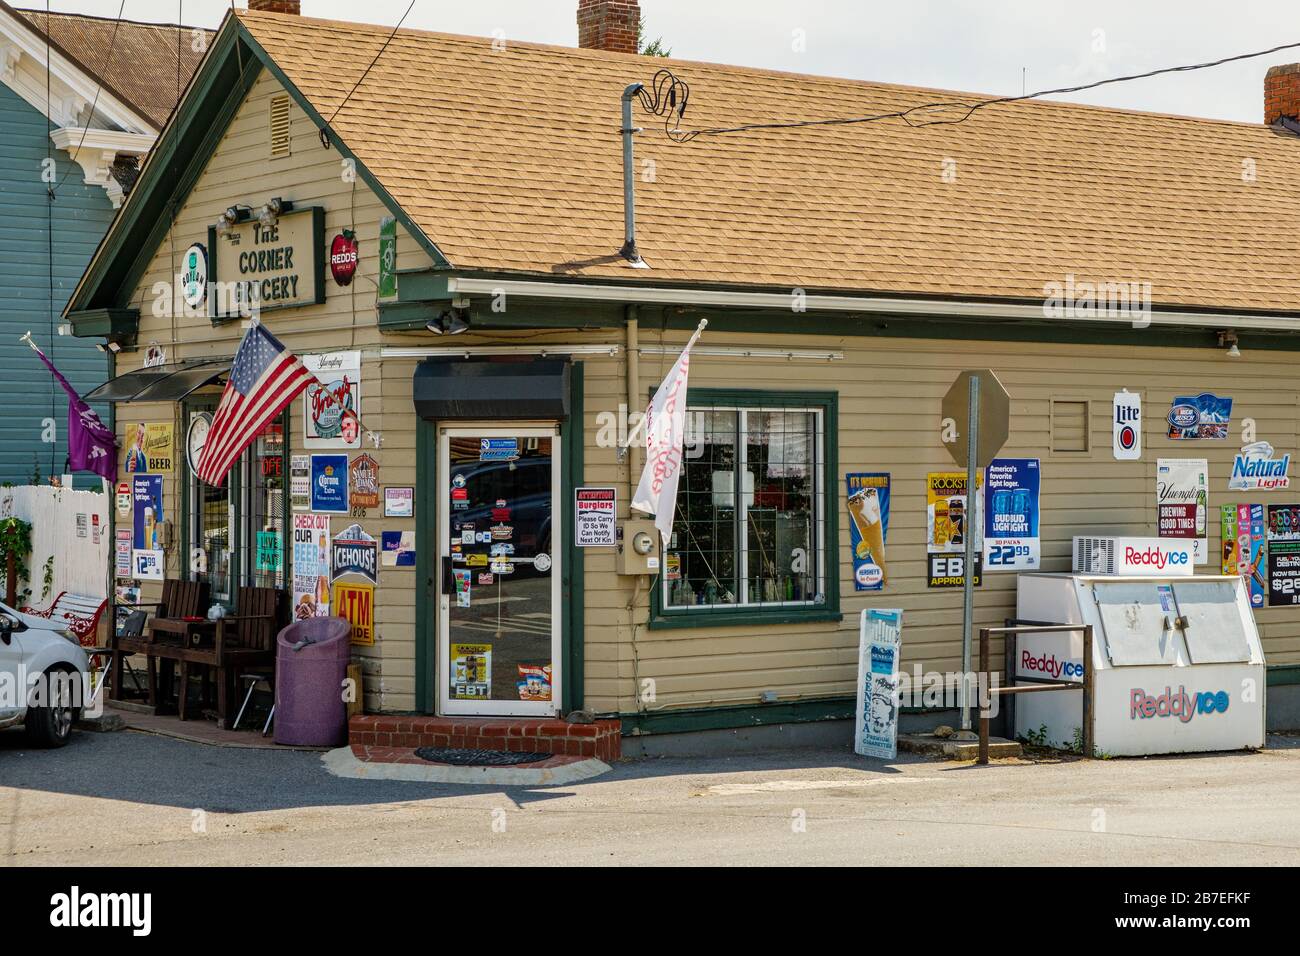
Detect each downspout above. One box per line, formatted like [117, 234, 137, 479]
[626, 304, 640, 483]
[619, 83, 645, 265]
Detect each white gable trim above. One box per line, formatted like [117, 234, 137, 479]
[0, 6, 159, 204]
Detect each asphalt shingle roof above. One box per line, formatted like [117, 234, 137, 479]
[240, 10, 1300, 311]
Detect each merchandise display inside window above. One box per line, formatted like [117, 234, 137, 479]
[662, 405, 824, 612]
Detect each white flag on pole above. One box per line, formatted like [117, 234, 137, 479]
[630, 319, 707, 545]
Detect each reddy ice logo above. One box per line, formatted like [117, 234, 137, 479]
[1020, 650, 1084, 681]
[1130, 685, 1229, 722]
[1123, 545, 1189, 570]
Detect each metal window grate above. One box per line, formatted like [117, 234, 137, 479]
[269, 94, 291, 158]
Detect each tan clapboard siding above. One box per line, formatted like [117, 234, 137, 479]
[578, 329, 1300, 716]
[115, 70, 440, 713]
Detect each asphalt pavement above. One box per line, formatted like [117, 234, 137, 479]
[2, 727, 1298, 866]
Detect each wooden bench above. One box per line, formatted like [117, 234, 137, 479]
[146, 586, 286, 727]
[21, 591, 108, 646]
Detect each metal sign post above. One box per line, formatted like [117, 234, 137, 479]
[959, 374, 979, 736]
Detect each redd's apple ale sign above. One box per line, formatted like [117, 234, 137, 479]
[330, 230, 359, 286]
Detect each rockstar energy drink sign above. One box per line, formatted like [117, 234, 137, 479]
[926, 471, 982, 589]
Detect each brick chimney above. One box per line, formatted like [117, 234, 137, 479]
[1265, 64, 1300, 124]
[577, 0, 639, 54]
[247, 0, 300, 13]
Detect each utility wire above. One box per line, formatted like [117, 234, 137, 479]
[319, 0, 416, 148]
[52, 0, 127, 195]
[641, 39, 1300, 142]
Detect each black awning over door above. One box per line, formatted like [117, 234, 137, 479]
[413, 358, 570, 420]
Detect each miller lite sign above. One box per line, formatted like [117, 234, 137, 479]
[1113, 390, 1141, 460]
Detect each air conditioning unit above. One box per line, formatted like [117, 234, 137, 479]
[1072, 536, 1195, 576]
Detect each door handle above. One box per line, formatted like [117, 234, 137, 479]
[441, 555, 455, 594]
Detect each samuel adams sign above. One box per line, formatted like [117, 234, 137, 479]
[207, 205, 325, 321]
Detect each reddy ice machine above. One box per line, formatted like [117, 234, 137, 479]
[1014, 543, 1266, 755]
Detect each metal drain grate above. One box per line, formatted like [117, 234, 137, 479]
[414, 747, 551, 766]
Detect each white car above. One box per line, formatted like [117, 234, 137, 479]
[0, 601, 90, 747]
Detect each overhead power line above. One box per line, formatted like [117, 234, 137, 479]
[319, 0, 416, 149]
[638, 38, 1300, 143]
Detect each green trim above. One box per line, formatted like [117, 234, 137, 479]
[649, 388, 842, 631]
[415, 416, 436, 713]
[378, 301, 442, 331]
[622, 697, 856, 736]
[1267, 664, 1300, 687]
[66, 307, 140, 340]
[395, 269, 453, 302]
[562, 362, 585, 712]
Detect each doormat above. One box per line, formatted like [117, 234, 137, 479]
[414, 747, 551, 766]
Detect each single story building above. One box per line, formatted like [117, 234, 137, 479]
[66, 0, 1300, 751]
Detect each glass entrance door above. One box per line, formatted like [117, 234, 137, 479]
[438, 426, 561, 716]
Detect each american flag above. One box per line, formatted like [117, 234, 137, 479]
[197, 322, 314, 485]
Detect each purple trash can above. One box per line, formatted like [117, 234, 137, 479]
[274, 616, 353, 746]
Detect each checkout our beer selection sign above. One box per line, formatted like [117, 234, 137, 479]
[207, 206, 325, 320]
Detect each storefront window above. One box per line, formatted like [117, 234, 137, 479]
[660, 396, 828, 616]
[186, 405, 289, 603]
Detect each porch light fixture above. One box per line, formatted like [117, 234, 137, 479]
[426, 308, 470, 335]
[1218, 330, 1241, 358]
[257, 197, 294, 228]
[215, 204, 252, 235]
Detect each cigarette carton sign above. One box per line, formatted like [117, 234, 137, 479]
[982, 458, 1040, 572]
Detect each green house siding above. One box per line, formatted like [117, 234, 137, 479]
[0, 81, 113, 486]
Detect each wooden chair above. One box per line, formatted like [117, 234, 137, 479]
[111, 580, 210, 705]
[186, 586, 287, 727]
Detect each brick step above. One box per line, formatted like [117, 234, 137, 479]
[349, 715, 621, 762]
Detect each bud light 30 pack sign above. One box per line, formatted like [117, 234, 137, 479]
[1166, 392, 1232, 440]
[982, 458, 1040, 572]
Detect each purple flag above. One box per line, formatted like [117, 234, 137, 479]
[29, 344, 117, 482]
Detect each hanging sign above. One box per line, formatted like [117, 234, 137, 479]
[334, 581, 375, 646]
[290, 455, 311, 511]
[982, 458, 1040, 572]
[1166, 392, 1232, 440]
[1229, 441, 1291, 491]
[349, 453, 380, 509]
[114, 529, 132, 578]
[381, 530, 416, 567]
[926, 472, 982, 588]
[846, 473, 890, 591]
[131, 549, 164, 581]
[303, 351, 361, 448]
[378, 216, 397, 299]
[1266, 504, 1300, 606]
[575, 487, 617, 547]
[132, 475, 163, 550]
[1221, 504, 1266, 608]
[209, 205, 325, 318]
[1113, 391, 1141, 460]
[181, 243, 207, 309]
[1156, 458, 1208, 563]
[310, 454, 349, 512]
[255, 531, 283, 573]
[384, 486, 414, 517]
[854, 608, 903, 760]
[292, 513, 332, 619]
[332, 523, 377, 583]
[329, 229, 359, 286]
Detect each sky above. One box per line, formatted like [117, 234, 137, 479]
[26, 0, 1300, 123]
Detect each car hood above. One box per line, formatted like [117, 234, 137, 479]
[0, 601, 72, 633]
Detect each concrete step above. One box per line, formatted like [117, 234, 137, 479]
[898, 732, 1022, 760]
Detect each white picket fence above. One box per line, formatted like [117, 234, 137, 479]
[0, 483, 109, 605]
